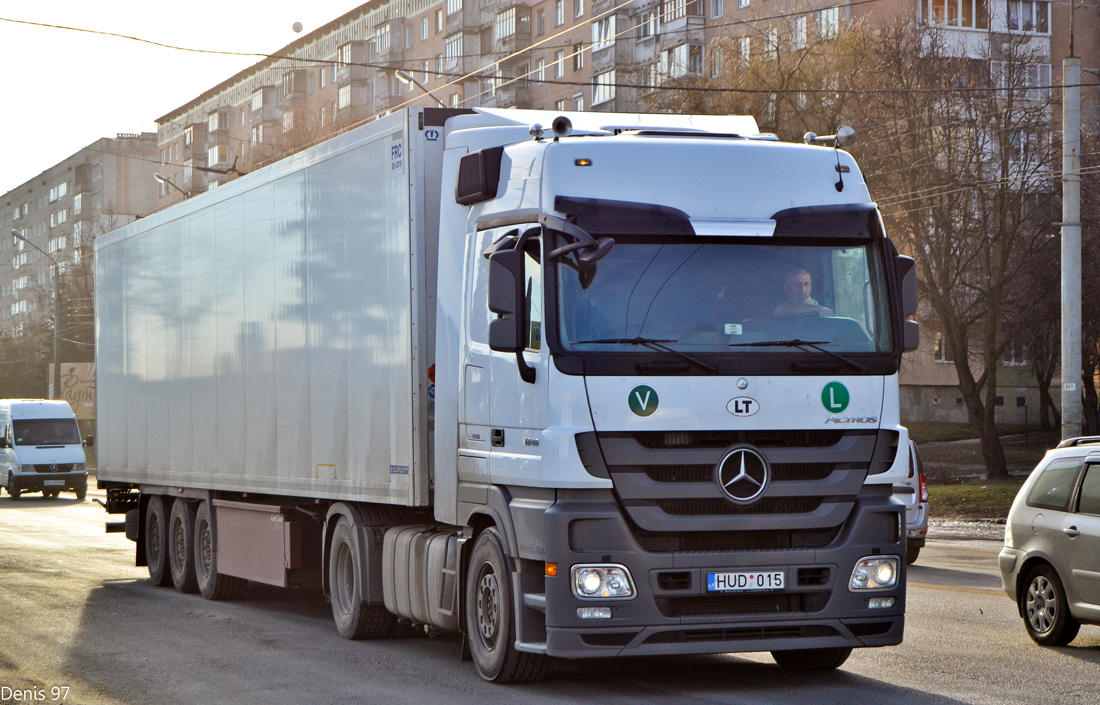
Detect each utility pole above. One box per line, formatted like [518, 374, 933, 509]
[1062, 55, 1082, 439]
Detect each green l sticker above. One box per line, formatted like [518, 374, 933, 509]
[629, 385, 659, 416]
[822, 382, 849, 413]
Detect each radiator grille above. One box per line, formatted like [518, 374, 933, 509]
[634, 430, 844, 450]
[656, 497, 823, 516]
[642, 463, 834, 484]
[656, 591, 829, 618]
[644, 625, 839, 645]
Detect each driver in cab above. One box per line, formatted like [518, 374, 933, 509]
[773, 268, 833, 318]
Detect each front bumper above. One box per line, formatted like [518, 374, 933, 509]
[539, 489, 906, 658]
[9, 471, 88, 494]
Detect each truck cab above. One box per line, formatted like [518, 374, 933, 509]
[0, 399, 89, 500]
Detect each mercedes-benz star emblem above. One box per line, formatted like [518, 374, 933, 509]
[715, 446, 770, 505]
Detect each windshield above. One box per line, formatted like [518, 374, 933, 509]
[558, 239, 892, 354]
[13, 419, 81, 446]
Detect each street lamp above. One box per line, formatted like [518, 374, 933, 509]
[11, 229, 61, 400]
[154, 172, 190, 199]
[394, 69, 447, 108]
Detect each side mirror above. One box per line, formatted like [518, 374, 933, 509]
[896, 255, 918, 317]
[0, 437, 8, 449]
[84, 435, 94, 448]
[488, 248, 526, 353]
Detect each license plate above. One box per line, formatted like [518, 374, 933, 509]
[707, 570, 785, 592]
[43, 480, 65, 487]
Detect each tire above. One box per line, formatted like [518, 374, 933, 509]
[168, 498, 199, 593]
[771, 647, 853, 671]
[464, 528, 548, 683]
[74, 483, 87, 500]
[145, 496, 174, 587]
[328, 518, 393, 639]
[6, 475, 19, 500]
[1022, 564, 1080, 646]
[194, 501, 247, 601]
[906, 540, 922, 566]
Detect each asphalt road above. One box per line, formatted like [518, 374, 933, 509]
[1, 488, 1097, 705]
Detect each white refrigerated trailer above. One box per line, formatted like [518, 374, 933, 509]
[97, 107, 919, 681]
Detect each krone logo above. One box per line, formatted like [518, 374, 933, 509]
[715, 446, 770, 504]
[629, 385, 659, 417]
[726, 397, 759, 417]
[821, 381, 850, 413]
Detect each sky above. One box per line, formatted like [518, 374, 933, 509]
[0, 1, 366, 195]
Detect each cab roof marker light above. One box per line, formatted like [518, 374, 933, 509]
[689, 219, 776, 237]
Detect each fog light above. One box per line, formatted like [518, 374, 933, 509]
[849, 556, 900, 591]
[577, 607, 612, 619]
[570, 564, 636, 600]
[868, 597, 896, 610]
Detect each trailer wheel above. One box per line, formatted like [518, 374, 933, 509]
[145, 496, 174, 586]
[771, 646, 852, 671]
[328, 518, 393, 639]
[194, 501, 246, 601]
[464, 527, 548, 683]
[168, 498, 199, 593]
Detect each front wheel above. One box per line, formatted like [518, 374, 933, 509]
[1022, 564, 1080, 646]
[771, 647, 852, 671]
[905, 540, 922, 566]
[74, 483, 87, 500]
[464, 528, 548, 683]
[6, 475, 19, 500]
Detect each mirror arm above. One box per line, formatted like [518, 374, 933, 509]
[515, 352, 536, 384]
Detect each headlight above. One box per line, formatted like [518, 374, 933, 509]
[73, 463, 87, 472]
[849, 556, 900, 591]
[571, 564, 636, 600]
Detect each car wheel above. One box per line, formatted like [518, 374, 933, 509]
[464, 528, 548, 683]
[905, 540, 921, 566]
[771, 647, 852, 671]
[1022, 564, 1080, 646]
[74, 483, 87, 500]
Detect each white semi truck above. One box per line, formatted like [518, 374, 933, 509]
[96, 107, 919, 682]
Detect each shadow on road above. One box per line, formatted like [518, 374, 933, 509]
[908, 564, 1004, 590]
[66, 577, 974, 705]
[0, 494, 86, 508]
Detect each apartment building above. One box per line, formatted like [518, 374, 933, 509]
[0, 134, 158, 335]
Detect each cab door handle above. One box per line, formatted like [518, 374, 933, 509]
[1063, 526, 1081, 538]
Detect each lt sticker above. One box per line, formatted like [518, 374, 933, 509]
[629, 385, 659, 417]
[821, 381, 849, 413]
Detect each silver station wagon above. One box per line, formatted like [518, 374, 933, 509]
[999, 438, 1100, 645]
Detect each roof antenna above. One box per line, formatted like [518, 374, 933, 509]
[804, 126, 857, 192]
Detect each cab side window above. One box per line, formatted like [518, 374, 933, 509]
[523, 239, 542, 352]
[1027, 458, 1081, 511]
[1077, 465, 1100, 516]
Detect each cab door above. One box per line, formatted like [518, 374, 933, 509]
[1060, 463, 1100, 606]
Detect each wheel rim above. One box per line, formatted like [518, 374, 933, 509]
[475, 563, 501, 649]
[149, 513, 162, 566]
[1026, 575, 1058, 634]
[198, 519, 213, 580]
[172, 516, 186, 571]
[335, 541, 355, 615]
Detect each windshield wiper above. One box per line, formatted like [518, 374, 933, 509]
[728, 338, 868, 373]
[574, 337, 718, 373]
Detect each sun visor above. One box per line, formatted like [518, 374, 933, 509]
[689, 218, 776, 237]
[771, 203, 879, 239]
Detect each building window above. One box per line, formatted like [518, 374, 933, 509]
[450, 93, 460, 108]
[573, 93, 584, 111]
[251, 91, 264, 115]
[406, 25, 413, 49]
[573, 43, 584, 71]
[337, 43, 352, 68]
[553, 50, 565, 78]
[927, 0, 990, 28]
[791, 16, 807, 50]
[574, 0, 584, 17]
[593, 70, 616, 104]
[448, 0, 462, 14]
[739, 36, 751, 65]
[208, 110, 228, 132]
[72, 193, 82, 214]
[1006, 0, 1048, 31]
[992, 61, 1051, 100]
[556, 99, 566, 110]
[48, 182, 68, 203]
[376, 26, 391, 54]
[638, 11, 657, 38]
[592, 16, 615, 51]
[737, 0, 749, 7]
[421, 17, 429, 40]
[496, 8, 516, 39]
[208, 145, 229, 166]
[446, 33, 464, 64]
[338, 85, 352, 109]
[712, 0, 724, 17]
[48, 236, 66, 254]
[765, 27, 779, 60]
[320, 107, 327, 127]
[934, 333, 953, 363]
[252, 125, 264, 144]
[815, 6, 839, 39]
[555, 0, 565, 26]
[437, 9, 444, 32]
[661, 44, 700, 77]
[663, 0, 702, 21]
[536, 10, 545, 35]
[49, 209, 68, 228]
[184, 125, 194, 145]
[436, 54, 444, 77]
